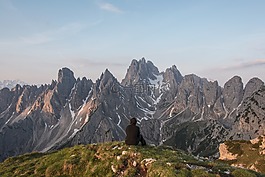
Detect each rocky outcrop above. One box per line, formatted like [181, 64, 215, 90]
[250, 135, 265, 155]
[56, 67, 76, 105]
[219, 143, 238, 160]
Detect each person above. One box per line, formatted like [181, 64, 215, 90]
[125, 118, 146, 146]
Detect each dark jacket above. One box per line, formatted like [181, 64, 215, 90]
[125, 124, 140, 145]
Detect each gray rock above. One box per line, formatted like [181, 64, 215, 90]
[223, 76, 244, 112]
[0, 59, 264, 162]
[243, 77, 264, 100]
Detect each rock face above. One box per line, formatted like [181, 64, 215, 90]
[229, 86, 265, 140]
[223, 76, 244, 112]
[219, 143, 238, 160]
[0, 58, 264, 162]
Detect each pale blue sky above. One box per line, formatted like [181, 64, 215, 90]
[0, 0, 265, 86]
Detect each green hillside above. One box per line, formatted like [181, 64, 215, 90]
[0, 141, 263, 177]
[220, 138, 265, 174]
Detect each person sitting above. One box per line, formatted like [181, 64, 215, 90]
[125, 118, 146, 146]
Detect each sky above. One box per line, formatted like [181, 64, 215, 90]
[0, 0, 265, 86]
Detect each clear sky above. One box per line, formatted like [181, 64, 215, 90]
[1, 0, 265, 86]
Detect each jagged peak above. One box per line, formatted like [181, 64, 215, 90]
[163, 65, 183, 85]
[57, 67, 75, 83]
[97, 68, 118, 89]
[243, 77, 264, 100]
[139, 57, 146, 63]
[225, 75, 242, 85]
[121, 58, 160, 86]
[245, 77, 264, 86]
[182, 74, 202, 84]
[11, 84, 23, 93]
[223, 75, 243, 92]
[165, 65, 181, 75]
[54, 67, 76, 105]
[171, 65, 177, 70]
[99, 69, 115, 81]
[49, 80, 57, 90]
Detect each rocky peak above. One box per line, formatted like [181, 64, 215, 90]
[96, 69, 119, 95]
[219, 142, 238, 160]
[49, 80, 57, 90]
[11, 84, 23, 95]
[163, 65, 183, 85]
[160, 65, 183, 100]
[100, 69, 115, 82]
[56, 67, 76, 105]
[121, 58, 160, 86]
[57, 67, 75, 84]
[0, 88, 13, 113]
[223, 76, 244, 112]
[183, 74, 202, 86]
[243, 77, 264, 100]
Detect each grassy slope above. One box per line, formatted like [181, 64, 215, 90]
[222, 139, 265, 174]
[0, 141, 264, 177]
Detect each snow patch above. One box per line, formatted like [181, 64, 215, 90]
[5, 112, 15, 124]
[69, 103, 75, 120]
[223, 102, 229, 119]
[116, 113, 125, 134]
[149, 74, 163, 88]
[69, 128, 80, 139]
[154, 93, 163, 105]
[77, 88, 93, 117]
[84, 114, 89, 124]
[195, 106, 205, 122]
[169, 107, 175, 117]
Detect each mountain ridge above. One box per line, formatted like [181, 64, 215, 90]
[0, 58, 264, 164]
[0, 80, 27, 90]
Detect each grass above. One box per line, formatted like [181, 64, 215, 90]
[0, 141, 264, 177]
[222, 138, 265, 175]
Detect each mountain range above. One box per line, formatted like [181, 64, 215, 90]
[0, 80, 27, 90]
[0, 58, 264, 162]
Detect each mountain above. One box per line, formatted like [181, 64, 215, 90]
[0, 58, 264, 163]
[0, 141, 263, 177]
[0, 80, 27, 90]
